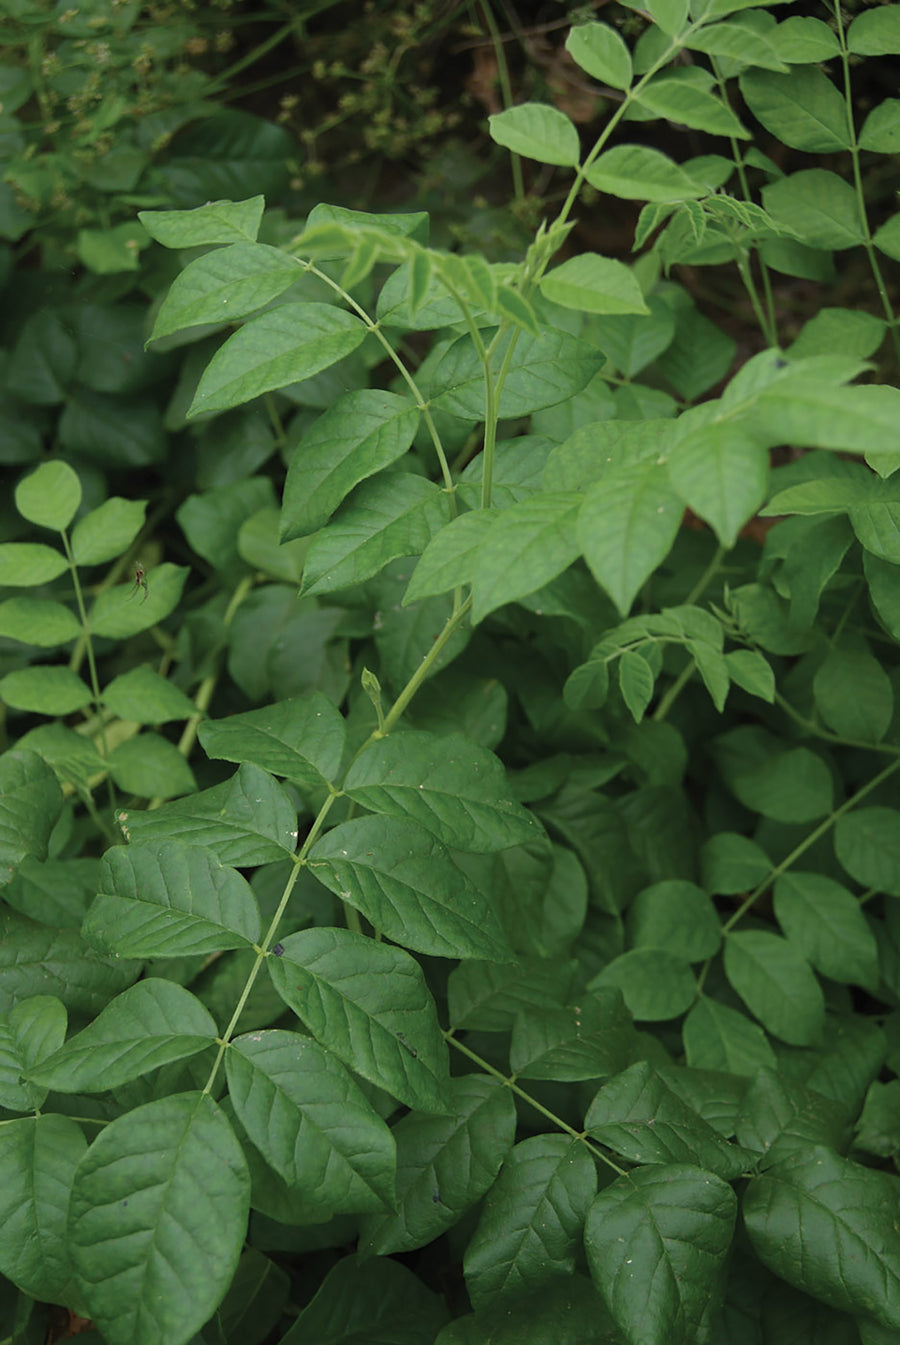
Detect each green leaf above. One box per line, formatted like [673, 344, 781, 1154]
[701, 831, 771, 894]
[540, 254, 647, 315]
[509, 989, 639, 1082]
[0, 750, 62, 885]
[69, 1092, 250, 1345]
[584, 145, 706, 202]
[0, 995, 66, 1112]
[301, 474, 450, 596]
[188, 304, 366, 420]
[357, 1075, 517, 1256]
[403, 511, 498, 605]
[626, 880, 721, 962]
[874, 212, 900, 261]
[585, 1163, 737, 1345]
[267, 927, 452, 1113]
[138, 196, 265, 247]
[470, 493, 582, 623]
[724, 930, 824, 1045]
[835, 806, 900, 896]
[772, 15, 840, 61]
[226, 1029, 395, 1217]
[429, 327, 603, 421]
[435, 1277, 617, 1345]
[488, 104, 581, 166]
[848, 5, 900, 55]
[84, 840, 260, 959]
[859, 98, 900, 154]
[667, 427, 767, 547]
[743, 1146, 900, 1329]
[566, 22, 633, 90]
[855, 1079, 900, 1159]
[618, 650, 656, 723]
[119, 763, 298, 867]
[14, 460, 81, 531]
[585, 1062, 753, 1179]
[464, 1136, 597, 1309]
[177, 477, 274, 574]
[199, 693, 345, 791]
[281, 1254, 448, 1345]
[683, 997, 777, 1076]
[813, 646, 893, 743]
[0, 1113, 86, 1302]
[281, 390, 420, 540]
[684, 20, 788, 70]
[107, 734, 197, 800]
[0, 598, 81, 648]
[762, 170, 865, 249]
[71, 497, 147, 566]
[578, 462, 683, 615]
[102, 666, 197, 725]
[589, 948, 696, 1021]
[740, 67, 852, 152]
[150, 243, 302, 342]
[28, 979, 218, 1093]
[735, 1068, 849, 1164]
[724, 649, 775, 702]
[711, 728, 833, 823]
[0, 541, 69, 586]
[89, 563, 189, 639]
[0, 666, 92, 715]
[307, 816, 513, 961]
[447, 957, 576, 1032]
[634, 75, 749, 138]
[344, 730, 540, 852]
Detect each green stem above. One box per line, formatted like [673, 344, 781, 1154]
[61, 528, 117, 820]
[652, 657, 696, 722]
[774, 691, 900, 758]
[445, 1031, 626, 1176]
[480, 0, 524, 203]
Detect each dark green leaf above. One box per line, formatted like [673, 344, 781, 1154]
[199, 694, 345, 791]
[0, 910, 137, 1015]
[429, 327, 603, 421]
[0, 995, 66, 1112]
[683, 998, 777, 1076]
[724, 930, 824, 1045]
[0, 1113, 86, 1302]
[813, 647, 894, 743]
[774, 871, 879, 990]
[280, 1254, 448, 1345]
[835, 806, 900, 896]
[589, 948, 696, 1021]
[0, 749, 63, 885]
[626, 880, 721, 962]
[509, 989, 639, 1081]
[735, 1068, 850, 1165]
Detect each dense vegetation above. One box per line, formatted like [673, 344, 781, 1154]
[2, 1, 900, 1343]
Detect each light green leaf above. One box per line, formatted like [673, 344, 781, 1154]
[488, 104, 581, 166]
[509, 989, 639, 1082]
[301, 474, 450, 597]
[813, 646, 893, 743]
[107, 734, 196, 800]
[578, 462, 683, 615]
[0, 666, 92, 715]
[683, 998, 777, 1076]
[835, 806, 900, 896]
[83, 839, 261, 959]
[667, 427, 767, 547]
[470, 493, 582, 623]
[848, 5, 900, 55]
[89, 563, 189, 639]
[429, 326, 603, 421]
[15, 460, 82, 531]
[69, 1092, 250, 1345]
[618, 649, 656, 723]
[584, 145, 706, 202]
[307, 815, 513, 961]
[267, 927, 452, 1113]
[740, 67, 851, 152]
[635, 75, 749, 138]
[626, 880, 721, 961]
[150, 243, 302, 341]
[188, 304, 367, 420]
[859, 98, 900, 154]
[724, 930, 824, 1045]
[0, 598, 81, 647]
[589, 948, 696, 1021]
[684, 20, 788, 71]
[71, 497, 147, 566]
[226, 1029, 395, 1217]
[762, 170, 865, 249]
[199, 693, 345, 791]
[464, 1136, 597, 1309]
[585, 1163, 737, 1345]
[772, 15, 840, 62]
[724, 649, 776, 702]
[344, 730, 540, 852]
[28, 979, 218, 1093]
[0, 995, 67, 1112]
[0, 542, 69, 586]
[119, 762, 298, 867]
[281, 390, 420, 540]
[774, 871, 878, 991]
[743, 1146, 900, 1329]
[138, 196, 265, 247]
[403, 511, 498, 605]
[102, 666, 197, 725]
[540, 254, 648, 315]
[358, 1075, 517, 1256]
[566, 22, 633, 90]
[585, 1061, 753, 1179]
[0, 1113, 86, 1302]
[874, 212, 900, 261]
[591, 296, 676, 378]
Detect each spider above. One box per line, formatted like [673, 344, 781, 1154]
[129, 562, 149, 604]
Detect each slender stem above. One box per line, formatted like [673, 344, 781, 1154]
[202, 21, 295, 94]
[445, 1031, 627, 1176]
[479, 0, 525, 202]
[774, 691, 900, 758]
[60, 528, 117, 820]
[652, 657, 696, 722]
